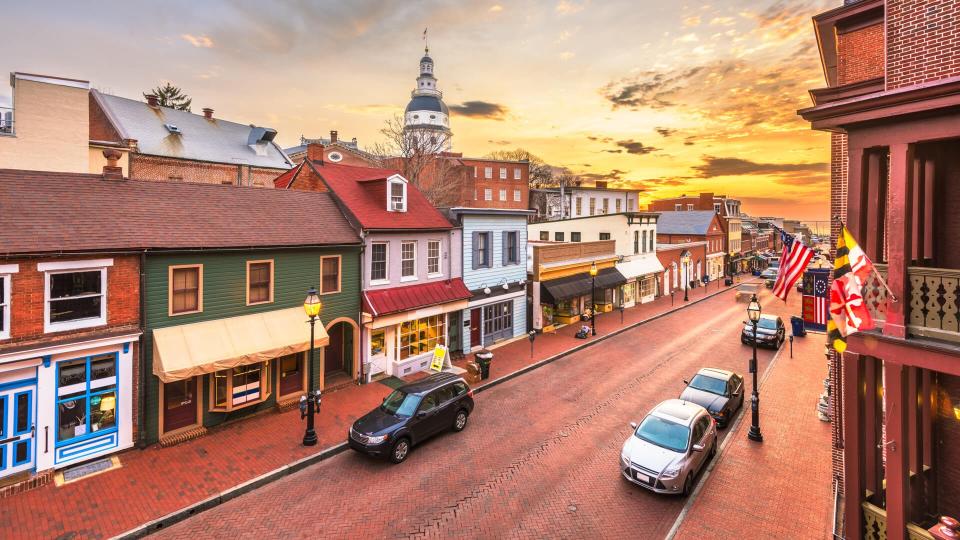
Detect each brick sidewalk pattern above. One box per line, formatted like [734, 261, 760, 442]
[672, 319, 835, 540]
[0, 280, 738, 539]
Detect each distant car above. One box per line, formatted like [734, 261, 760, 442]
[760, 268, 778, 288]
[741, 314, 785, 349]
[735, 283, 761, 302]
[680, 368, 744, 428]
[349, 372, 474, 464]
[620, 399, 717, 495]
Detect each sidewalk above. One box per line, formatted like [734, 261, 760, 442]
[670, 318, 835, 540]
[0, 280, 740, 540]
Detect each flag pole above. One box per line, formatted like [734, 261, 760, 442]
[832, 215, 898, 302]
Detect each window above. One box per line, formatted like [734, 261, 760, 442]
[571, 232, 582, 242]
[649, 233, 654, 252]
[640, 275, 656, 298]
[687, 204, 695, 210]
[473, 232, 492, 269]
[499, 167, 507, 179]
[599, 232, 611, 241]
[484, 167, 493, 179]
[371, 242, 388, 282]
[616, 199, 622, 213]
[370, 329, 386, 357]
[401, 242, 416, 279]
[714, 202, 722, 214]
[389, 180, 406, 212]
[169, 265, 202, 315]
[484, 188, 493, 201]
[503, 231, 519, 264]
[555, 232, 565, 242]
[246, 261, 273, 305]
[398, 315, 445, 360]
[513, 189, 521, 202]
[634, 231, 640, 254]
[211, 361, 272, 412]
[540, 231, 549, 241]
[56, 354, 117, 445]
[675, 203, 682, 211]
[427, 240, 441, 275]
[473, 166, 478, 178]
[499, 188, 507, 201]
[0, 272, 10, 339]
[602, 199, 609, 214]
[513, 168, 521, 180]
[46, 266, 108, 331]
[321, 256, 341, 293]
[575, 197, 583, 216]
[482, 301, 514, 343]
[628, 200, 634, 212]
[589, 198, 596, 216]
[642, 230, 648, 253]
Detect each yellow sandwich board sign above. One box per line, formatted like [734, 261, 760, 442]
[430, 344, 448, 372]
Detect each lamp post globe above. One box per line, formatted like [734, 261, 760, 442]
[589, 262, 598, 336]
[302, 287, 323, 447]
[746, 294, 763, 442]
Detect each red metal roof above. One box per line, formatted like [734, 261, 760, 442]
[273, 166, 299, 189]
[362, 279, 471, 317]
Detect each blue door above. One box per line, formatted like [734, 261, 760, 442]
[0, 385, 35, 477]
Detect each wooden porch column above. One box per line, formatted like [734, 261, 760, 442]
[907, 367, 922, 522]
[921, 369, 936, 513]
[865, 151, 885, 260]
[847, 147, 867, 241]
[843, 352, 865, 540]
[911, 157, 924, 263]
[884, 361, 910, 540]
[864, 357, 882, 497]
[884, 144, 914, 338]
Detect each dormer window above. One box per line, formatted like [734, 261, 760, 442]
[389, 179, 407, 212]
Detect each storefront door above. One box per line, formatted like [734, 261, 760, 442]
[0, 383, 35, 478]
[469, 308, 481, 349]
[163, 378, 198, 433]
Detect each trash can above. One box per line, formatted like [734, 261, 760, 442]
[475, 350, 494, 380]
[791, 316, 807, 337]
[724, 277, 734, 286]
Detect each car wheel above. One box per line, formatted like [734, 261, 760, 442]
[452, 409, 468, 432]
[390, 437, 411, 464]
[709, 440, 717, 459]
[682, 474, 693, 496]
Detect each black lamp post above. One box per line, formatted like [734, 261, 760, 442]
[302, 287, 323, 447]
[589, 261, 598, 336]
[746, 294, 763, 442]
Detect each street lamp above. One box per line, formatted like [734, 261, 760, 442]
[682, 252, 691, 302]
[302, 287, 323, 446]
[746, 294, 763, 442]
[589, 261, 598, 336]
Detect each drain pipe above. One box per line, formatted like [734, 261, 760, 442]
[137, 250, 147, 448]
[357, 233, 366, 385]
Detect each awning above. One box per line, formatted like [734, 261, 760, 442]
[616, 256, 665, 279]
[363, 278, 471, 318]
[541, 267, 628, 304]
[152, 307, 328, 383]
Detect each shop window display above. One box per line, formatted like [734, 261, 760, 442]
[56, 354, 117, 445]
[211, 362, 271, 412]
[398, 316, 445, 360]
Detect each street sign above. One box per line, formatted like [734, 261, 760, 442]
[429, 344, 448, 372]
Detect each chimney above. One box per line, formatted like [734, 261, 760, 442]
[102, 149, 124, 181]
[595, 181, 608, 189]
[202, 107, 214, 119]
[145, 94, 159, 108]
[307, 143, 324, 164]
[329, 130, 338, 143]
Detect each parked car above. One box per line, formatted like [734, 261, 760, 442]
[348, 372, 474, 464]
[760, 268, 778, 288]
[735, 283, 760, 302]
[679, 368, 744, 428]
[741, 314, 785, 348]
[620, 399, 717, 495]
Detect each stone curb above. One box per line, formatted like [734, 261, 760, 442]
[113, 281, 746, 539]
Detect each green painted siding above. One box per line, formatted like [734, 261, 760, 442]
[142, 247, 361, 444]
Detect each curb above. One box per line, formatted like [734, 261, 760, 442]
[114, 282, 746, 539]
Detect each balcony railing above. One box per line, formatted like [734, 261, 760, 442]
[907, 266, 960, 342]
[0, 106, 12, 135]
[862, 501, 934, 540]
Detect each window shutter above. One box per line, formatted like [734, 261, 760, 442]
[472, 232, 480, 270]
[502, 231, 508, 266]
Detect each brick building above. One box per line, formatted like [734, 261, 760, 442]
[799, 0, 960, 538]
[285, 131, 377, 167]
[649, 192, 743, 275]
[655, 211, 726, 282]
[655, 241, 708, 298]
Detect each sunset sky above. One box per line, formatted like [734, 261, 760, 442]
[2, 0, 835, 223]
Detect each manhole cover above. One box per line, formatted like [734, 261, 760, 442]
[62, 457, 115, 483]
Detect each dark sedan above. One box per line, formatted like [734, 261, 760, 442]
[349, 372, 474, 464]
[679, 368, 744, 428]
[741, 314, 785, 349]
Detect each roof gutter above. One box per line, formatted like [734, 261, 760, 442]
[0, 243, 363, 259]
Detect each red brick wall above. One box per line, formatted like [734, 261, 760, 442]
[887, 0, 960, 90]
[129, 155, 285, 188]
[285, 162, 330, 193]
[460, 159, 530, 210]
[936, 372, 960, 517]
[837, 23, 885, 85]
[89, 94, 123, 143]
[828, 131, 848, 495]
[0, 255, 140, 348]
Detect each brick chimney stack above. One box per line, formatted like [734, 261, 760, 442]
[329, 130, 338, 143]
[202, 107, 214, 119]
[145, 94, 159, 108]
[307, 143, 324, 164]
[102, 149, 124, 180]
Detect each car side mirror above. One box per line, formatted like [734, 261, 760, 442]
[692, 443, 705, 453]
[417, 411, 427, 419]
[629, 422, 638, 430]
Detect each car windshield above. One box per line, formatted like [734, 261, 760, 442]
[688, 374, 727, 396]
[757, 318, 778, 330]
[380, 390, 421, 417]
[634, 415, 690, 453]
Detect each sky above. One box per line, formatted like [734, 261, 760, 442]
[1, 0, 835, 223]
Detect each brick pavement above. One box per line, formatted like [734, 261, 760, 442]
[0, 278, 743, 540]
[671, 310, 834, 540]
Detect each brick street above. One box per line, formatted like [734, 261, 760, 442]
[154, 288, 811, 540]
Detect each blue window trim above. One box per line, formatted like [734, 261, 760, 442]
[12, 390, 31, 436]
[0, 377, 36, 392]
[0, 395, 6, 440]
[54, 353, 119, 449]
[0, 445, 5, 471]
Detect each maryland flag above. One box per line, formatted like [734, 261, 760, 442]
[828, 226, 875, 353]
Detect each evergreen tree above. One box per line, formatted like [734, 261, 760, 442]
[144, 83, 192, 111]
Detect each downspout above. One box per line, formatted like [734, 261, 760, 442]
[137, 250, 147, 448]
[357, 232, 366, 385]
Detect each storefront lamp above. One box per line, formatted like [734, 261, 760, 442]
[99, 395, 116, 412]
[589, 262, 598, 277]
[304, 287, 323, 318]
[747, 295, 761, 323]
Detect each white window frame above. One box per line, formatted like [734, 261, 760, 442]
[484, 188, 493, 201]
[0, 264, 17, 340]
[513, 189, 521, 202]
[499, 167, 507, 180]
[427, 240, 442, 277]
[513, 168, 521, 180]
[370, 242, 390, 285]
[400, 241, 417, 281]
[499, 189, 507, 201]
[675, 203, 682, 211]
[44, 262, 110, 333]
[387, 177, 407, 212]
[484, 167, 493, 179]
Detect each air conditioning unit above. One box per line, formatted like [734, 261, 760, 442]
[164, 123, 182, 135]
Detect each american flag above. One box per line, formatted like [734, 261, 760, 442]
[772, 230, 814, 301]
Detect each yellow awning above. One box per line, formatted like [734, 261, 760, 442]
[152, 307, 329, 383]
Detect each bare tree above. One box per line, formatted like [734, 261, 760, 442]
[368, 115, 464, 207]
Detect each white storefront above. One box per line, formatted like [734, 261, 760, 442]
[615, 255, 665, 307]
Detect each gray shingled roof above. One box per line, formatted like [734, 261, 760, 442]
[92, 90, 293, 169]
[655, 210, 717, 235]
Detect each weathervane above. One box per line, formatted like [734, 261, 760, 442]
[423, 27, 429, 53]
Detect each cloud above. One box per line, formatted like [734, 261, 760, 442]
[655, 127, 677, 137]
[587, 135, 613, 143]
[487, 139, 511, 145]
[683, 15, 701, 27]
[181, 34, 214, 48]
[675, 33, 699, 43]
[683, 136, 696, 146]
[559, 51, 575, 61]
[489, 4, 503, 12]
[615, 140, 659, 155]
[555, 0, 585, 15]
[709, 16, 736, 26]
[580, 168, 627, 181]
[692, 156, 828, 178]
[600, 66, 706, 109]
[448, 101, 509, 119]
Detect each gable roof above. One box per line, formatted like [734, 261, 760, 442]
[655, 210, 719, 235]
[92, 90, 293, 170]
[0, 169, 359, 255]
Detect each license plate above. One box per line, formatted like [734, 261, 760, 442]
[633, 471, 650, 483]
